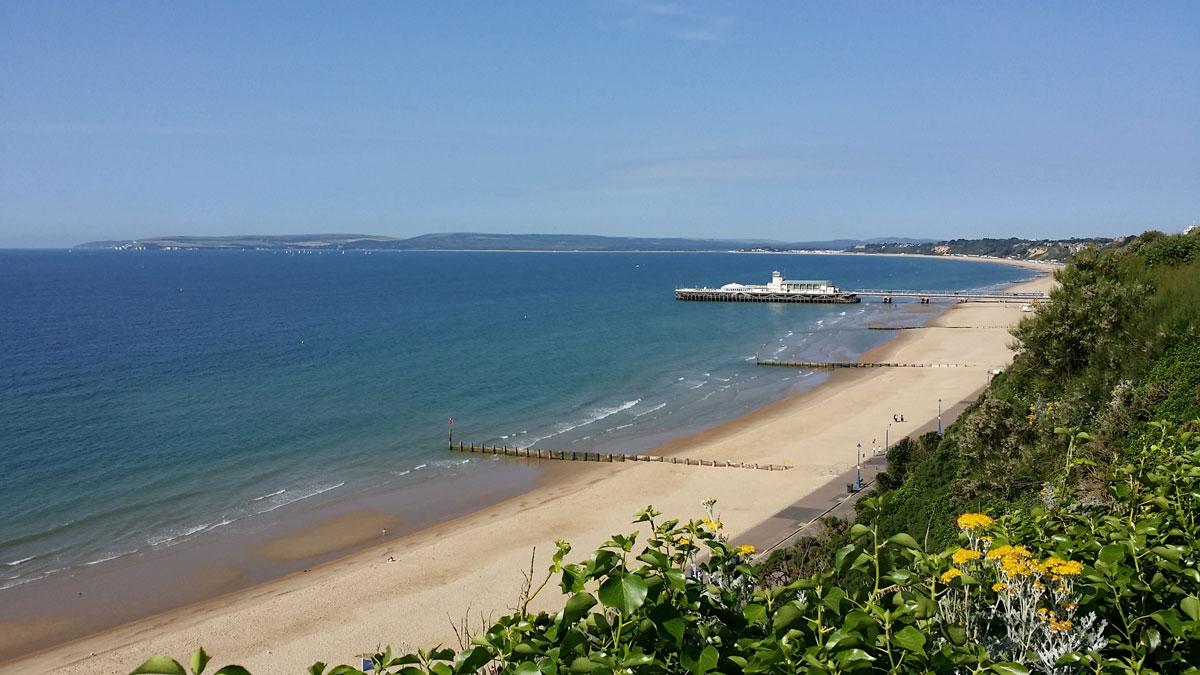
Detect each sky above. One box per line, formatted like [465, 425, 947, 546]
[1, 2, 1197, 247]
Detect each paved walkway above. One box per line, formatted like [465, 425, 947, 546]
[738, 388, 984, 559]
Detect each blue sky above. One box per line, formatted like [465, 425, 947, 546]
[1, 2, 1197, 247]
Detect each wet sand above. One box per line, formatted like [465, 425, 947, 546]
[0, 267, 1055, 675]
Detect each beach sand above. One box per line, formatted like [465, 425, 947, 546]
[1, 269, 1056, 675]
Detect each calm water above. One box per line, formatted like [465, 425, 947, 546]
[0, 250, 1031, 590]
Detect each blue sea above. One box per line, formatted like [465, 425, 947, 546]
[0, 250, 1032, 592]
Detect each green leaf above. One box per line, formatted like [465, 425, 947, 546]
[561, 592, 597, 626]
[622, 651, 655, 667]
[772, 600, 805, 634]
[307, 663, 327, 675]
[681, 645, 718, 675]
[598, 574, 648, 615]
[664, 567, 686, 590]
[743, 603, 766, 624]
[453, 646, 493, 674]
[636, 549, 669, 568]
[131, 656, 187, 675]
[190, 649, 211, 675]
[887, 533, 920, 550]
[211, 668, 251, 675]
[650, 603, 686, 648]
[514, 662, 540, 675]
[696, 645, 719, 674]
[893, 625, 926, 654]
[1099, 543, 1125, 564]
[833, 648, 874, 668]
[568, 656, 598, 673]
[1182, 596, 1200, 621]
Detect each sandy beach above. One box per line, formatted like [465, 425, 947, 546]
[1, 266, 1057, 675]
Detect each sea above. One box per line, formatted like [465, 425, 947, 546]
[0, 250, 1033, 594]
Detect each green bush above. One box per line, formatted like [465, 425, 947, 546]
[135, 423, 1200, 674]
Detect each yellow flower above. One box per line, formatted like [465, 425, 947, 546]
[940, 568, 963, 583]
[1046, 558, 1083, 576]
[1049, 619, 1073, 633]
[701, 517, 723, 531]
[674, 535, 692, 547]
[956, 513, 994, 530]
[734, 544, 756, 557]
[992, 581, 1007, 592]
[952, 548, 982, 565]
[986, 544, 1013, 560]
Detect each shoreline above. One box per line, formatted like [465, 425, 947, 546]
[0, 266, 1054, 674]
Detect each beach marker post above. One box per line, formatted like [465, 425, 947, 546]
[854, 443, 862, 491]
[448, 417, 455, 448]
[937, 398, 943, 435]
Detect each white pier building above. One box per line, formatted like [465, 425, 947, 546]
[675, 271, 860, 304]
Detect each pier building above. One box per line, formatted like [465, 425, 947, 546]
[675, 271, 860, 304]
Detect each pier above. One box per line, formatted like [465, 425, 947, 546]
[448, 441, 791, 471]
[853, 289, 1047, 303]
[756, 358, 988, 369]
[675, 272, 859, 303]
[675, 289, 859, 304]
[674, 272, 1047, 305]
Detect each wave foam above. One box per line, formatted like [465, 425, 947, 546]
[147, 517, 236, 547]
[528, 399, 641, 446]
[256, 482, 345, 514]
[633, 402, 666, 417]
[83, 550, 136, 566]
[252, 489, 286, 502]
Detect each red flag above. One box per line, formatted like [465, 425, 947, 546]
[448, 418, 455, 426]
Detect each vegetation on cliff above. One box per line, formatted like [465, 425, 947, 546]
[854, 238, 1117, 262]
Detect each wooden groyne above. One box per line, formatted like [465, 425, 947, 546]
[757, 358, 983, 369]
[448, 441, 790, 471]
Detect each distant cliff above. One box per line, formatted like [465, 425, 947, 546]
[75, 232, 932, 252]
[852, 236, 1117, 261]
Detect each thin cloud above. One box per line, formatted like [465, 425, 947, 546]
[608, 0, 734, 42]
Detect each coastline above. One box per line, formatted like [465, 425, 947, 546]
[738, 248, 1065, 273]
[0, 263, 1054, 674]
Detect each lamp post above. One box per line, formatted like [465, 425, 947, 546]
[937, 398, 942, 435]
[885, 423, 891, 454]
[855, 442, 862, 491]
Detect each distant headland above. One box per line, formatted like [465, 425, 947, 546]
[75, 232, 1115, 261]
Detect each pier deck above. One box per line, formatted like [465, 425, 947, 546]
[757, 358, 992, 369]
[448, 441, 790, 471]
[675, 289, 859, 303]
[852, 289, 1047, 303]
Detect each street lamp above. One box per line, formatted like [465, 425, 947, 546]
[855, 443, 862, 491]
[885, 423, 891, 454]
[937, 398, 943, 435]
